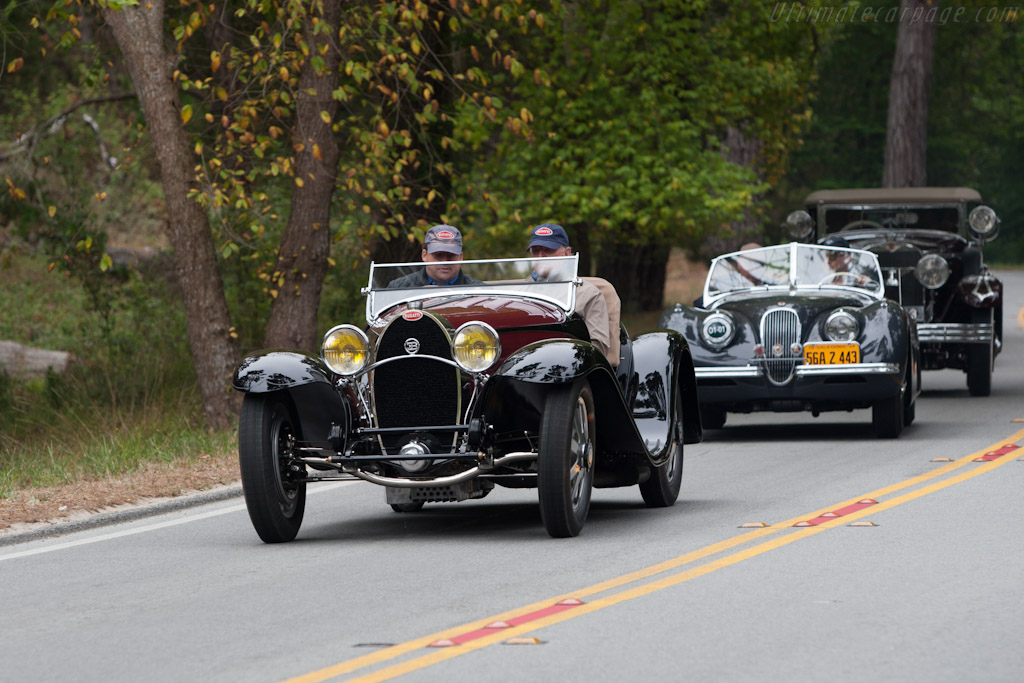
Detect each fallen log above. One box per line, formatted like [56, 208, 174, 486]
[0, 340, 73, 380]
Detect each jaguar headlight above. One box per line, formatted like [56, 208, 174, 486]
[321, 325, 370, 376]
[452, 322, 500, 372]
[914, 253, 950, 290]
[824, 310, 859, 342]
[701, 313, 735, 350]
[968, 205, 999, 240]
[784, 210, 814, 240]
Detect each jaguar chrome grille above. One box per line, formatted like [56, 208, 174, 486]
[372, 315, 460, 436]
[759, 308, 800, 385]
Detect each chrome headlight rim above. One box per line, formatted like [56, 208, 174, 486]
[914, 253, 950, 290]
[700, 312, 735, 350]
[784, 210, 814, 241]
[321, 324, 370, 376]
[451, 321, 501, 373]
[823, 310, 860, 342]
[968, 205, 999, 239]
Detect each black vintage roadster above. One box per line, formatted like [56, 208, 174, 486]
[784, 187, 1003, 396]
[233, 255, 702, 542]
[660, 243, 920, 438]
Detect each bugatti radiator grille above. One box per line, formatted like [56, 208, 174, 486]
[373, 315, 460, 431]
[760, 308, 800, 385]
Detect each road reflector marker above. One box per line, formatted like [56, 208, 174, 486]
[793, 521, 815, 527]
[485, 621, 511, 629]
[1014, 418, 1024, 423]
[428, 639, 457, 648]
[932, 457, 953, 462]
[974, 444, 1019, 462]
[504, 637, 542, 645]
[556, 598, 585, 606]
[821, 512, 839, 518]
[739, 522, 768, 528]
[849, 521, 878, 527]
[858, 499, 878, 505]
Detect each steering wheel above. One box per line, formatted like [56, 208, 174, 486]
[818, 271, 860, 286]
[840, 219, 886, 232]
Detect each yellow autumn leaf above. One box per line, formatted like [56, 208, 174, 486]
[48, 205, 57, 218]
[194, 141, 203, 155]
[295, 177, 304, 187]
[210, 51, 221, 73]
[11, 187, 26, 200]
[377, 120, 390, 136]
[7, 57, 24, 74]
[181, 104, 193, 124]
[320, 110, 331, 124]
[312, 144, 322, 161]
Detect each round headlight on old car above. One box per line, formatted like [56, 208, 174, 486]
[701, 312, 735, 350]
[824, 310, 859, 342]
[452, 322, 500, 372]
[914, 253, 950, 290]
[968, 205, 999, 239]
[321, 324, 369, 376]
[784, 210, 814, 240]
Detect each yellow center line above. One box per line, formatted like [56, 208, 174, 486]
[284, 427, 1024, 683]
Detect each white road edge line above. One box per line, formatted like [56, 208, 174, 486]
[0, 480, 357, 562]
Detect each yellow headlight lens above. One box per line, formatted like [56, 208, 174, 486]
[321, 325, 369, 375]
[452, 323, 500, 372]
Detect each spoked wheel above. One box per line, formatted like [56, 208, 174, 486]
[872, 364, 905, 439]
[538, 380, 596, 538]
[967, 309, 994, 397]
[239, 394, 307, 543]
[640, 390, 684, 507]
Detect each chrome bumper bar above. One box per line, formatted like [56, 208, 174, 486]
[301, 451, 538, 489]
[695, 362, 901, 379]
[918, 322, 993, 344]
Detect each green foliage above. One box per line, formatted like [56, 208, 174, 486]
[458, 1, 822, 258]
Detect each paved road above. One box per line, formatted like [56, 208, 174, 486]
[2, 270, 1022, 683]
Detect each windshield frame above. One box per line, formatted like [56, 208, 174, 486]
[365, 255, 580, 323]
[703, 242, 884, 306]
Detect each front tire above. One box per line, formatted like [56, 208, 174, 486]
[538, 381, 596, 538]
[967, 309, 994, 397]
[639, 391, 684, 507]
[872, 386, 904, 439]
[239, 394, 307, 543]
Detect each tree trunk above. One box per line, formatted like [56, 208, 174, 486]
[263, 1, 343, 352]
[103, 1, 240, 430]
[883, 0, 938, 187]
[595, 237, 670, 313]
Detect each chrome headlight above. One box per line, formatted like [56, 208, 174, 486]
[784, 210, 814, 240]
[701, 312, 735, 350]
[452, 322, 500, 372]
[824, 310, 859, 342]
[968, 205, 999, 240]
[914, 253, 950, 290]
[321, 325, 370, 376]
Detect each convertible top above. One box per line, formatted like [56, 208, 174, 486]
[805, 187, 982, 205]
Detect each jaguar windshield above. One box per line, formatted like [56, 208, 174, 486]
[705, 243, 882, 302]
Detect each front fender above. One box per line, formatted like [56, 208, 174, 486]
[491, 338, 611, 384]
[234, 351, 349, 450]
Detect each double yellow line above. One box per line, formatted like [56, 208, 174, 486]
[286, 427, 1024, 683]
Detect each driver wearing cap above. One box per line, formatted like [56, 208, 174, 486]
[387, 224, 483, 288]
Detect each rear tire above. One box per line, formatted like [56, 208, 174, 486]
[538, 381, 595, 538]
[390, 502, 425, 513]
[239, 394, 306, 543]
[640, 391, 684, 507]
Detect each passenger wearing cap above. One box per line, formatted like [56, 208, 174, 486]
[527, 223, 613, 360]
[386, 224, 483, 288]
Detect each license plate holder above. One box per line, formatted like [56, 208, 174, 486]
[803, 342, 860, 365]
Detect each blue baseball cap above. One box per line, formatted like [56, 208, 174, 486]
[527, 223, 570, 251]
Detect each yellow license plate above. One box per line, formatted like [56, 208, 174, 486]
[803, 343, 860, 365]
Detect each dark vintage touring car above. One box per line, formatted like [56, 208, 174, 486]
[233, 255, 702, 542]
[784, 187, 1002, 396]
[660, 243, 920, 438]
